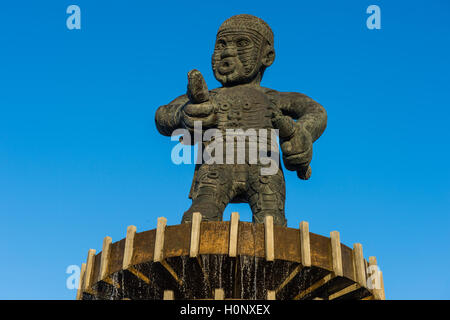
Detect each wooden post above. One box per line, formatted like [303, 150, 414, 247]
[368, 256, 386, 299]
[154, 217, 167, 262]
[83, 249, 96, 291]
[98, 236, 112, 282]
[123, 225, 136, 270]
[163, 290, 174, 300]
[368, 256, 383, 299]
[353, 243, 366, 287]
[152, 218, 182, 286]
[299, 221, 311, 267]
[76, 263, 86, 300]
[190, 212, 202, 258]
[264, 215, 275, 262]
[330, 231, 343, 277]
[379, 271, 386, 300]
[229, 212, 239, 257]
[214, 288, 225, 300]
[368, 255, 377, 268]
[267, 290, 276, 300]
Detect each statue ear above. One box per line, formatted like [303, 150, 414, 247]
[261, 46, 275, 67]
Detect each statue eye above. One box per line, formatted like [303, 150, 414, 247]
[216, 40, 226, 49]
[236, 39, 250, 47]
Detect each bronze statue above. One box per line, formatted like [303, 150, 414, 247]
[155, 14, 327, 226]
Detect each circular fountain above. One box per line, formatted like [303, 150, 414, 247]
[76, 212, 385, 300]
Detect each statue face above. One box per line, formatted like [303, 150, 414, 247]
[212, 30, 265, 86]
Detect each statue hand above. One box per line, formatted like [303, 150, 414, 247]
[181, 69, 217, 130]
[280, 124, 312, 157]
[271, 111, 296, 139]
[269, 110, 314, 179]
[181, 101, 217, 130]
[187, 69, 209, 104]
[275, 117, 313, 177]
[297, 165, 312, 180]
[271, 111, 312, 155]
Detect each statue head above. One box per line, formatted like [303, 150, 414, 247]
[212, 14, 275, 86]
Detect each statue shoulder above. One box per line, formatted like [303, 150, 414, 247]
[259, 86, 280, 95]
[258, 86, 281, 105]
[260, 86, 282, 100]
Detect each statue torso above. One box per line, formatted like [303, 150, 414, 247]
[199, 85, 278, 167]
[211, 85, 275, 131]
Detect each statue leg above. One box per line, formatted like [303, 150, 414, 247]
[248, 166, 287, 226]
[182, 164, 233, 223]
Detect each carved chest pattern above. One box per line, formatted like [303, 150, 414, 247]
[212, 86, 274, 131]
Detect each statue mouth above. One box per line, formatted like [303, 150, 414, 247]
[217, 57, 236, 75]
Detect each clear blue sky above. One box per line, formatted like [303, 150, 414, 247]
[1, 0, 449, 299]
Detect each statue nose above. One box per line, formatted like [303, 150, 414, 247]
[220, 47, 237, 59]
